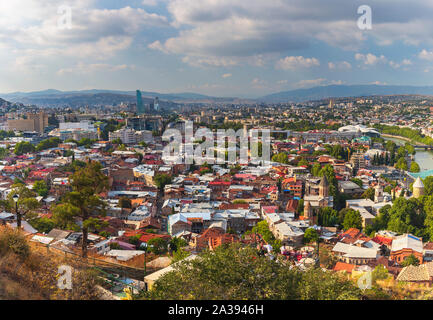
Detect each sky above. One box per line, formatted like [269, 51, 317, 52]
[2, 0, 433, 98]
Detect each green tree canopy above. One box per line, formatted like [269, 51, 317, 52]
[304, 228, 319, 244]
[154, 173, 172, 191]
[395, 157, 408, 171]
[362, 187, 375, 201]
[271, 152, 289, 164]
[35, 137, 61, 152]
[118, 197, 132, 209]
[0, 183, 40, 228]
[410, 161, 421, 173]
[350, 178, 363, 188]
[140, 244, 361, 300]
[401, 254, 420, 267]
[342, 210, 362, 230]
[33, 180, 49, 197]
[14, 141, 35, 155]
[147, 237, 169, 255]
[52, 161, 108, 257]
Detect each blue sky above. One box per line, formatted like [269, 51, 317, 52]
[1, 0, 433, 98]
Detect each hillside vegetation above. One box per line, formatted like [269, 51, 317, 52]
[0, 226, 102, 300]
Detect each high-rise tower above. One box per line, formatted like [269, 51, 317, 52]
[154, 97, 160, 112]
[136, 90, 144, 114]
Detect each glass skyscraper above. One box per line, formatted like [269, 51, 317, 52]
[136, 90, 144, 114]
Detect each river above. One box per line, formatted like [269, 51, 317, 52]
[384, 136, 433, 177]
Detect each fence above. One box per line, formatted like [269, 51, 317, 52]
[30, 241, 153, 281]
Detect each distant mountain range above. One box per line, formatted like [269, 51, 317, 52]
[4, 84, 433, 107]
[0, 89, 239, 107]
[258, 84, 433, 103]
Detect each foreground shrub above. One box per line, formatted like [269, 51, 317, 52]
[0, 226, 30, 259]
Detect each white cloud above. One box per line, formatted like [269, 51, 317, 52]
[389, 59, 412, 69]
[222, 73, 232, 78]
[295, 78, 327, 88]
[328, 61, 351, 70]
[355, 53, 388, 66]
[275, 56, 319, 70]
[0, 3, 168, 74]
[57, 63, 134, 75]
[142, 0, 159, 6]
[419, 49, 433, 61]
[151, 0, 433, 67]
[149, 0, 365, 66]
[251, 78, 267, 89]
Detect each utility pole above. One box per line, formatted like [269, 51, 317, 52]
[13, 194, 21, 229]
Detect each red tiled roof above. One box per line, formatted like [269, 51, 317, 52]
[209, 180, 231, 186]
[372, 235, 393, 246]
[139, 233, 171, 243]
[219, 203, 249, 210]
[262, 206, 278, 213]
[333, 262, 356, 273]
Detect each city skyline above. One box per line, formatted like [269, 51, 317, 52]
[2, 1, 433, 97]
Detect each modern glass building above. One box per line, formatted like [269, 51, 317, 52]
[136, 90, 145, 114]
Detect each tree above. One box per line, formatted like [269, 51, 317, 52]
[401, 254, 420, 267]
[365, 205, 391, 235]
[52, 161, 108, 258]
[297, 199, 304, 216]
[395, 157, 408, 171]
[29, 217, 55, 234]
[410, 161, 421, 173]
[111, 138, 123, 145]
[372, 264, 390, 282]
[0, 183, 40, 229]
[319, 246, 338, 269]
[140, 243, 361, 300]
[342, 210, 362, 230]
[424, 176, 433, 196]
[271, 152, 289, 164]
[118, 197, 132, 209]
[33, 180, 49, 197]
[387, 197, 425, 236]
[14, 141, 35, 155]
[304, 228, 319, 244]
[362, 187, 375, 201]
[169, 237, 188, 253]
[147, 238, 169, 255]
[318, 207, 339, 227]
[172, 247, 191, 263]
[0, 147, 9, 160]
[311, 163, 321, 177]
[350, 178, 363, 188]
[128, 234, 141, 245]
[35, 137, 61, 151]
[252, 220, 275, 244]
[297, 157, 309, 167]
[154, 174, 172, 191]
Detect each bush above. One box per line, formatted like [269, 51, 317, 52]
[0, 227, 30, 259]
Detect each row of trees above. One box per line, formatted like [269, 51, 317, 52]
[374, 124, 433, 146]
[317, 207, 363, 230]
